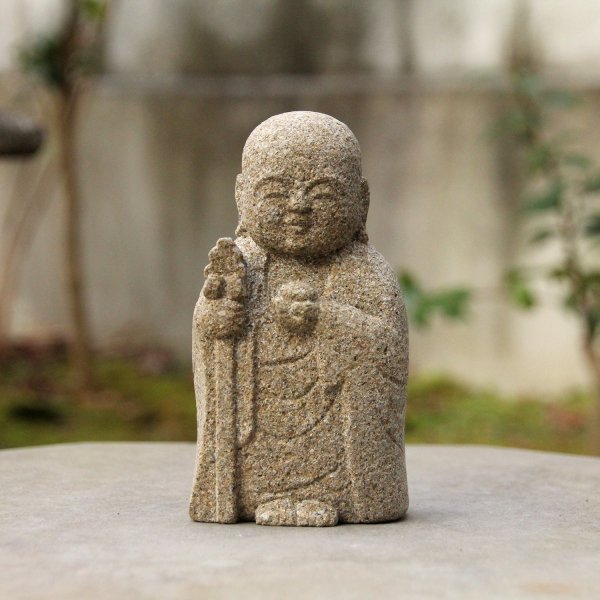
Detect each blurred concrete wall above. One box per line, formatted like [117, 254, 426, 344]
[2, 0, 600, 393]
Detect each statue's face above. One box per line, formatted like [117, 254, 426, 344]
[238, 154, 366, 258]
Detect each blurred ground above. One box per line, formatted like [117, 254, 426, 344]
[0, 343, 196, 448]
[0, 343, 591, 454]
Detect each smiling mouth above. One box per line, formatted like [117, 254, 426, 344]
[285, 219, 311, 232]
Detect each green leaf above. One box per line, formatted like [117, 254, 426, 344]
[563, 292, 578, 312]
[80, 0, 106, 20]
[399, 272, 420, 295]
[506, 109, 541, 138]
[583, 173, 600, 193]
[585, 214, 600, 238]
[583, 272, 600, 285]
[585, 308, 600, 338]
[529, 229, 554, 245]
[434, 289, 472, 320]
[549, 267, 569, 281]
[560, 273, 600, 324]
[522, 182, 563, 213]
[412, 303, 433, 328]
[543, 89, 579, 110]
[19, 36, 65, 88]
[580, 274, 600, 338]
[399, 271, 428, 327]
[564, 153, 591, 170]
[398, 272, 472, 328]
[526, 145, 553, 173]
[514, 72, 542, 99]
[505, 269, 536, 310]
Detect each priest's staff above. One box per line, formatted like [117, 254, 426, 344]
[203, 238, 246, 523]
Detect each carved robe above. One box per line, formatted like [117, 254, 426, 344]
[190, 235, 409, 523]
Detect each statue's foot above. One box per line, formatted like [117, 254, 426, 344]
[255, 498, 296, 526]
[296, 500, 338, 527]
[255, 498, 338, 527]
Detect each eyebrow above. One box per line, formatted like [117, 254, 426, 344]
[253, 175, 342, 192]
[254, 176, 291, 189]
[307, 177, 341, 191]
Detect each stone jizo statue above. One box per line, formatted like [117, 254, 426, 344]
[190, 111, 408, 526]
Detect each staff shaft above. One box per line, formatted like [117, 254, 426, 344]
[214, 338, 237, 522]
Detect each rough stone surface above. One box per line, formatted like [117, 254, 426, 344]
[190, 111, 409, 526]
[1, 443, 599, 599]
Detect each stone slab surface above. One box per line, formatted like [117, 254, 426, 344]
[0, 443, 599, 599]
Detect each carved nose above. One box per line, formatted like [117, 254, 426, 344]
[288, 188, 311, 213]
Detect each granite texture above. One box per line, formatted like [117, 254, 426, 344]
[2, 443, 599, 600]
[190, 111, 409, 525]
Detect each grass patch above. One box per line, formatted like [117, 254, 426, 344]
[406, 374, 591, 455]
[0, 351, 196, 449]
[0, 351, 594, 454]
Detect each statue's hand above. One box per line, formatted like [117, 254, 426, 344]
[197, 297, 246, 339]
[272, 282, 319, 335]
[196, 238, 247, 339]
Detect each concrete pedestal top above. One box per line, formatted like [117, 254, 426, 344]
[1, 443, 599, 599]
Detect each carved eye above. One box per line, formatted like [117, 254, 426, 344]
[255, 178, 291, 203]
[309, 183, 336, 201]
[264, 191, 287, 201]
[310, 190, 336, 202]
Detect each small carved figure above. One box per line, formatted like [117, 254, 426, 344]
[190, 111, 408, 526]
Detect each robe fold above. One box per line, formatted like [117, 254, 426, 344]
[190, 236, 409, 523]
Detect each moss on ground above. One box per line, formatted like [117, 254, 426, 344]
[406, 374, 590, 455]
[0, 352, 593, 454]
[0, 353, 196, 449]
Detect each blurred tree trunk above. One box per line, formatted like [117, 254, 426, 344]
[583, 340, 600, 454]
[16, 0, 112, 394]
[57, 87, 94, 393]
[54, 3, 95, 394]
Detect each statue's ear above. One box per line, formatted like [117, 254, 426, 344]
[235, 174, 245, 213]
[235, 174, 248, 237]
[360, 177, 370, 224]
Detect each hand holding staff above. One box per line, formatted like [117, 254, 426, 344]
[202, 238, 246, 522]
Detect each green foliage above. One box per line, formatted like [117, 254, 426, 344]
[20, 36, 66, 89]
[421, 72, 599, 346]
[399, 272, 471, 328]
[521, 181, 563, 213]
[583, 173, 600, 193]
[543, 89, 580, 110]
[404, 69, 600, 452]
[529, 228, 554, 245]
[565, 271, 600, 338]
[526, 143, 553, 173]
[564, 153, 591, 171]
[499, 69, 600, 358]
[514, 72, 543, 99]
[585, 214, 600, 238]
[19, 0, 107, 89]
[504, 268, 536, 309]
[80, 0, 106, 20]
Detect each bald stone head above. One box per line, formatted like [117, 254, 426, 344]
[236, 111, 369, 258]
